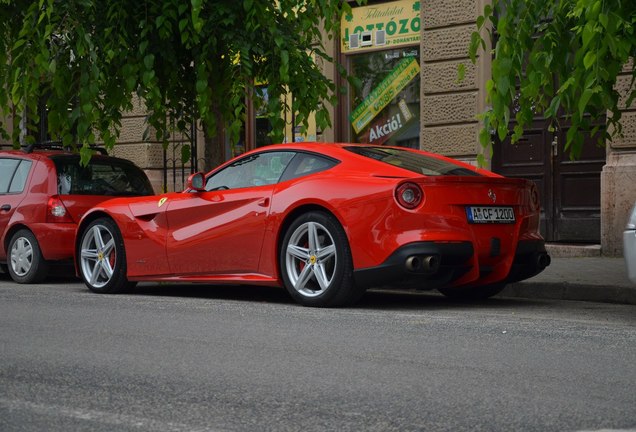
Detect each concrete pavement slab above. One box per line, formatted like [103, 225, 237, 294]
[502, 257, 636, 305]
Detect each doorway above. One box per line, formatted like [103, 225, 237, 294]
[492, 120, 605, 243]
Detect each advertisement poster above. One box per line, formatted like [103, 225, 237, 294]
[349, 56, 420, 135]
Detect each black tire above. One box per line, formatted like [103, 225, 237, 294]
[279, 211, 364, 307]
[78, 218, 134, 293]
[7, 229, 49, 284]
[438, 283, 507, 301]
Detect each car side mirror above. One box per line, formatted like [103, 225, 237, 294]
[187, 172, 206, 192]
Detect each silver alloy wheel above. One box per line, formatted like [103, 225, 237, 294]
[80, 224, 116, 289]
[10, 236, 33, 277]
[285, 221, 337, 297]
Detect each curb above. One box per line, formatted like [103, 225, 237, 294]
[501, 281, 636, 305]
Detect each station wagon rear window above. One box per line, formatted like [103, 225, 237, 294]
[345, 146, 481, 177]
[52, 157, 154, 196]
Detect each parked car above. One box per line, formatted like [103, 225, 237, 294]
[624, 202, 636, 284]
[75, 142, 550, 307]
[0, 143, 154, 283]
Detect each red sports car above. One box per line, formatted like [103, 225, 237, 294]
[75, 143, 550, 307]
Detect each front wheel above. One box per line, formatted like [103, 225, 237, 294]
[280, 211, 364, 307]
[438, 283, 507, 301]
[7, 229, 49, 284]
[78, 218, 134, 293]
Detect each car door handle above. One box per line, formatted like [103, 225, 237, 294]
[258, 198, 270, 207]
[0, 204, 10, 212]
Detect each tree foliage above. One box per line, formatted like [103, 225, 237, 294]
[0, 0, 354, 163]
[468, 0, 636, 161]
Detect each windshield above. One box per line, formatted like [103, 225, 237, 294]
[345, 146, 481, 177]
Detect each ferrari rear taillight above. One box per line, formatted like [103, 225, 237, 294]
[395, 182, 423, 209]
[46, 195, 74, 223]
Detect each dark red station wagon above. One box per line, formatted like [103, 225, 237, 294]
[0, 144, 154, 283]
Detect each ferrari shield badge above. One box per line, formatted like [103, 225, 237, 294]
[158, 197, 168, 207]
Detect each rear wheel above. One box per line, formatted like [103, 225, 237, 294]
[79, 218, 135, 293]
[7, 229, 49, 284]
[438, 283, 507, 300]
[280, 211, 364, 307]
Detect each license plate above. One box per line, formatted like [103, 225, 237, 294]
[466, 206, 515, 224]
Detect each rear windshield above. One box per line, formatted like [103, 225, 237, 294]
[52, 157, 154, 196]
[345, 146, 482, 177]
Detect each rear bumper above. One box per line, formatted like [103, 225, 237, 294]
[503, 240, 551, 284]
[353, 240, 550, 289]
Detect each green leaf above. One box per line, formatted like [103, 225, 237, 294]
[582, 23, 595, 49]
[545, 96, 561, 118]
[468, 31, 482, 63]
[144, 54, 155, 69]
[578, 88, 594, 117]
[496, 75, 510, 96]
[583, 51, 596, 69]
[456, 63, 466, 83]
[181, 144, 191, 164]
[279, 50, 289, 81]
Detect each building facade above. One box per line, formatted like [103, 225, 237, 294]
[332, 0, 636, 256]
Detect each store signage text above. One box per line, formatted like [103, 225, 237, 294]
[349, 57, 420, 134]
[341, 0, 420, 52]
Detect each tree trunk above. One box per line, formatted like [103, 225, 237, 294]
[203, 111, 226, 171]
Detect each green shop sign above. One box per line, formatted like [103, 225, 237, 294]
[341, 0, 421, 53]
[349, 57, 420, 134]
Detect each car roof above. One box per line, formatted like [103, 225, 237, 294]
[0, 147, 135, 165]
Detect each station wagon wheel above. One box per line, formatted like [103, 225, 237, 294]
[280, 211, 363, 307]
[7, 229, 49, 284]
[79, 218, 134, 294]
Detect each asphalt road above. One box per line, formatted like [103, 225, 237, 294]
[1, 275, 635, 432]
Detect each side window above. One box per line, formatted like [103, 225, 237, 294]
[54, 158, 154, 196]
[280, 153, 338, 182]
[0, 159, 21, 194]
[205, 152, 295, 191]
[8, 160, 33, 193]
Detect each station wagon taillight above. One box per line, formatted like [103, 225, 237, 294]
[46, 195, 74, 223]
[395, 182, 423, 209]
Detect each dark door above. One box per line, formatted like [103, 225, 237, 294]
[492, 120, 605, 243]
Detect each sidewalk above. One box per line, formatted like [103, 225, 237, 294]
[501, 246, 636, 305]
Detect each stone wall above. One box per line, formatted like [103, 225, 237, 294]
[420, 0, 489, 164]
[107, 96, 205, 193]
[601, 59, 636, 256]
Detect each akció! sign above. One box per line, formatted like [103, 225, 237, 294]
[358, 99, 414, 145]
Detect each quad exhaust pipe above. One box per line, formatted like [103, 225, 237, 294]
[405, 254, 441, 274]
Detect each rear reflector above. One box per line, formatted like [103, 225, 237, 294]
[395, 182, 423, 209]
